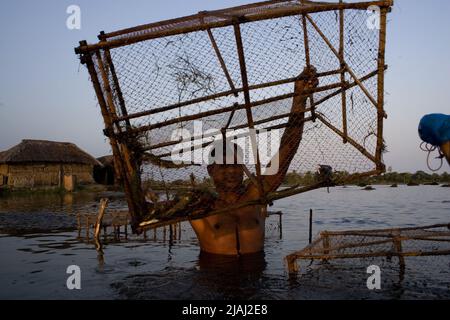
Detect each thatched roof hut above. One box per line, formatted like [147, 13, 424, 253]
[0, 140, 100, 189]
[0, 139, 100, 165]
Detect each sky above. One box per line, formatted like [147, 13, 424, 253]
[0, 0, 449, 173]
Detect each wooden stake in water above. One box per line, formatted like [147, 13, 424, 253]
[309, 209, 313, 244]
[94, 198, 109, 252]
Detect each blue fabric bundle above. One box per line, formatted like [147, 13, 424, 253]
[418, 114, 450, 146]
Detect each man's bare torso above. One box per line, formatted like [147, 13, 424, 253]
[190, 189, 266, 255]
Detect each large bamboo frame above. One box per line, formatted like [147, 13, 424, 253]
[76, 0, 393, 232]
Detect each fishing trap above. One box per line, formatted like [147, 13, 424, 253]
[286, 224, 450, 282]
[75, 0, 393, 231]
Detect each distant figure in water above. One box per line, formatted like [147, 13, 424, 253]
[419, 114, 450, 165]
[190, 66, 319, 256]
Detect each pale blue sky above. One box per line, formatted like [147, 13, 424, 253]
[0, 0, 449, 173]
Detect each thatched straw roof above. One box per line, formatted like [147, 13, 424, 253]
[0, 140, 101, 165]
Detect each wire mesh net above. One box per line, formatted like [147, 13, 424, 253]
[77, 0, 391, 227]
[286, 224, 450, 292]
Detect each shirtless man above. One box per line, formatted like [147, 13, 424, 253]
[190, 66, 319, 255]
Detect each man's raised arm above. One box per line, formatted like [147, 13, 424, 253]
[247, 66, 319, 196]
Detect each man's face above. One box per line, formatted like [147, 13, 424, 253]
[208, 164, 244, 191]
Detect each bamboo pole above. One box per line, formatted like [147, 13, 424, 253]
[95, 52, 135, 175]
[94, 198, 109, 252]
[201, 21, 240, 129]
[75, 1, 393, 54]
[155, 117, 313, 159]
[305, 14, 383, 115]
[322, 231, 330, 262]
[144, 68, 382, 152]
[376, 7, 388, 171]
[316, 113, 378, 164]
[138, 182, 327, 232]
[290, 250, 450, 261]
[339, 0, 348, 143]
[312, 67, 384, 108]
[138, 170, 381, 232]
[286, 255, 299, 274]
[100, 33, 132, 131]
[94, 199, 109, 239]
[115, 69, 341, 123]
[82, 50, 141, 231]
[300, 0, 316, 121]
[201, 20, 238, 97]
[117, 82, 342, 137]
[96, 51, 148, 228]
[101, 0, 283, 39]
[307, 238, 398, 255]
[323, 224, 450, 236]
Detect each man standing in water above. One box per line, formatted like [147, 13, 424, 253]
[190, 66, 319, 256]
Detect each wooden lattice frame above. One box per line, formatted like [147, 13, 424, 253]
[75, 0, 393, 232]
[286, 223, 450, 276]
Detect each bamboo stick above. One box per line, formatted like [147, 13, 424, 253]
[144, 108, 311, 152]
[95, 51, 148, 227]
[305, 14, 382, 114]
[115, 69, 341, 123]
[101, 0, 283, 40]
[315, 113, 378, 164]
[313, 67, 383, 107]
[138, 182, 327, 232]
[143, 67, 382, 153]
[202, 23, 238, 97]
[322, 231, 330, 259]
[200, 18, 240, 129]
[290, 250, 450, 261]
[376, 7, 388, 171]
[323, 224, 450, 236]
[83, 50, 142, 231]
[94, 198, 109, 252]
[286, 255, 299, 274]
[75, 1, 393, 54]
[94, 198, 109, 239]
[116, 82, 342, 137]
[155, 117, 313, 159]
[339, 1, 348, 143]
[101, 41, 132, 129]
[307, 238, 399, 254]
[300, 0, 316, 121]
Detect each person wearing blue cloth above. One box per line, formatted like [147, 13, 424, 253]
[418, 114, 450, 165]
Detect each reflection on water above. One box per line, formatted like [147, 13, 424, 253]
[0, 185, 449, 299]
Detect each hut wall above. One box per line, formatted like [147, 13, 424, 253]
[6, 163, 94, 188]
[0, 164, 8, 186]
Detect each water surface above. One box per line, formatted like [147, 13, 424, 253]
[0, 185, 449, 299]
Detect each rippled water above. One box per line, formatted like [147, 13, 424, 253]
[0, 185, 449, 299]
